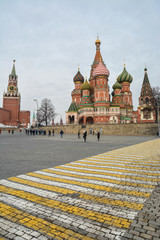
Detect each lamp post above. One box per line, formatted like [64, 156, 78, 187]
[33, 99, 39, 130]
[157, 95, 160, 135]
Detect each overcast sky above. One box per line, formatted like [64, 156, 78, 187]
[0, 0, 160, 123]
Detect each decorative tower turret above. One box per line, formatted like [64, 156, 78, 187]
[93, 59, 110, 108]
[112, 80, 124, 107]
[80, 78, 93, 108]
[137, 67, 156, 123]
[3, 60, 21, 124]
[71, 66, 84, 105]
[117, 63, 133, 115]
[89, 36, 105, 87]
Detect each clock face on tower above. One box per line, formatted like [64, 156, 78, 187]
[8, 85, 15, 92]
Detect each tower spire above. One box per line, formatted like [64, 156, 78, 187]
[11, 60, 16, 77]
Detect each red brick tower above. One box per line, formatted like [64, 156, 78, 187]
[3, 60, 21, 125]
[92, 59, 110, 107]
[2, 60, 30, 127]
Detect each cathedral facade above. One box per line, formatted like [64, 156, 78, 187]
[0, 61, 30, 127]
[66, 38, 156, 125]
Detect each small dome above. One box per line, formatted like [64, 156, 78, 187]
[73, 70, 84, 83]
[93, 60, 110, 78]
[81, 79, 93, 91]
[95, 36, 101, 45]
[117, 65, 133, 83]
[113, 80, 122, 90]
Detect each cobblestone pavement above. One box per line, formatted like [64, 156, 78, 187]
[0, 138, 160, 240]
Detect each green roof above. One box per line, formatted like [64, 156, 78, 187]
[117, 65, 133, 83]
[120, 116, 132, 120]
[68, 102, 78, 112]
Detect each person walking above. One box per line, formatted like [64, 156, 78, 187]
[97, 131, 100, 141]
[60, 130, 64, 138]
[78, 130, 80, 139]
[52, 129, 54, 136]
[83, 131, 87, 142]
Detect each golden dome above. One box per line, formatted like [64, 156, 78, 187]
[95, 36, 101, 45]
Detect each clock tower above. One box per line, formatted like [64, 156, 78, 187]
[3, 60, 20, 125]
[1, 60, 30, 127]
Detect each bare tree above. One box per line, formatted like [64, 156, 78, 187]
[152, 86, 160, 99]
[38, 98, 56, 126]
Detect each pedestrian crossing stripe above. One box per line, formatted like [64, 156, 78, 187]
[0, 186, 132, 229]
[70, 161, 160, 172]
[8, 174, 151, 198]
[56, 166, 159, 182]
[66, 163, 160, 176]
[0, 202, 93, 240]
[79, 158, 160, 168]
[41, 168, 155, 189]
[26, 171, 153, 193]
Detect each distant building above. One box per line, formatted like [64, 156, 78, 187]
[0, 60, 30, 127]
[66, 37, 156, 125]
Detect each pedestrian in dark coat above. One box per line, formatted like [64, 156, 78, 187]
[78, 130, 80, 139]
[97, 131, 100, 141]
[60, 130, 64, 138]
[52, 129, 54, 136]
[83, 131, 87, 142]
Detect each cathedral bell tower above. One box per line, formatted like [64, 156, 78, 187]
[3, 60, 21, 124]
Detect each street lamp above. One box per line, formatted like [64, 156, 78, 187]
[157, 95, 160, 135]
[33, 99, 39, 130]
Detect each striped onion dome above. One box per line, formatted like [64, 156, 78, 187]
[73, 70, 84, 83]
[93, 60, 110, 78]
[117, 65, 133, 83]
[81, 79, 93, 91]
[113, 80, 122, 90]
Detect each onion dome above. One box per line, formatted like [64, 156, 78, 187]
[73, 68, 84, 83]
[113, 80, 122, 90]
[117, 64, 133, 83]
[93, 60, 110, 78]
[81, 79, 93, 91]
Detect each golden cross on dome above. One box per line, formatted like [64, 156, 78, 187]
[124, 58, 126, 68]
[78, 64, 80, 71]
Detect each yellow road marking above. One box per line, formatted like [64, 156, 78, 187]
[42, 169, 155, 189]
[9, 174, 150, 198]
[26, 172, 144, 210]
[66, 164, 160, 176]
[90, 156, 159, 164]
[79, 159, 160, 169]
[0, 202, 92, 240]
[0, 186, 132, 229]
[56, 166, 159, 182]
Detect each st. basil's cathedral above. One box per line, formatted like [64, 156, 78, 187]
[66, 37, 156, 125]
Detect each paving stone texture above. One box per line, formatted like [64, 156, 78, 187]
[0, 138, 160, 239]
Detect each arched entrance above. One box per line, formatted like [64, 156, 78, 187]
[68, 116, 75, 124]
[79, 117, 84, 125]
[86, 117, 94, 124]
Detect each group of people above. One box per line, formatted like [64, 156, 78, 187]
[78, 130, 100, 142]
[0, 128, 101, 141]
